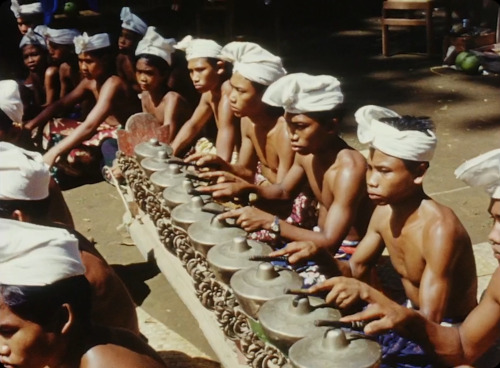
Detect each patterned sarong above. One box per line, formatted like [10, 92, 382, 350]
[42, 118, 119, 178]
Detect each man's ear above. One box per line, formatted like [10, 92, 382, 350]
[11, 209, 26, 222]
[326, 117, 339, 134]
[413, 162, 429, 185]
[59, 303, 74, 335]
[216, 60, 225, 75]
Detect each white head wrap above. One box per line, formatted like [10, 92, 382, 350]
[355, 105, 437, 162]
[135, 27, 176, 65]
[0, 142, 50, 200]
[44, 27, 81, 45]
[174, 35, 222, 61]
[0, 219, 85, 286]
[220, 41, 286, 86]
[11, 0, 43, 18]
[0, 80, 23, 124]
[262, 73, 343, 113]
[19, 27, 46, 49]
[455, 149, 500, 199]
[73, 32, 110, 54]
[120, 7, 147, 36]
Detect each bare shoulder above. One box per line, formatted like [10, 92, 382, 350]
[325, 147, 367, 182]
[45, 65, 59, 78]
[221, 79, 232, 95]
[163, 90, 183, 102]
[420, 199, 465, 230]
[80, 328, 165, 368]
[335, 147, 368, 169]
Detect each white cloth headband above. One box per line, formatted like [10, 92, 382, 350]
[44, 27, 81, 45]
[0, 219, 85, 286]
[455, 149, 500, 199]
[11, 0, 43, 17]
[174, 35, 222, 61]
[74, 32, 110, 54]
[0, 142, 50, 200]
[120, 7, 147, 36]
[262, 72, 343, 113]
[355, 105, 437, 162]
[221, 41, 286, 86]
[19, 27, 46, 49]
[135, 26, 176, 65]
[0, 80, 23, 124]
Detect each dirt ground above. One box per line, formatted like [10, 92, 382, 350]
[45, 1, 500, 363]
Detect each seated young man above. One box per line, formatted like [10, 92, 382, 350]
[43, 27, 82, 102]
[0, 79, 73, 227]
[24, 32, 141, 183]
[116, 6, 148, 94]
[310, 148, 500, 368]
[19, 27, 50, 114]
[0, 141, 139, 335]
[10, 0, 43, 35]
[0, 218, 166, 368]
[308, 105, 478, 367]
[210, 73, 372, 265]
[170, 35, 239, 162]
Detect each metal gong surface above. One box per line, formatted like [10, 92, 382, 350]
[170, 196, 214, 231]
[206, 236, 273, 284]
[149, 163, 186, 190]
[188, 217, 247, 256]
[134, 138, 172, 161]
[230, 262, 303, 319]
[140, 150, 171, 175]
[257, 295, 341, 351]
[288, 329, 381, 368]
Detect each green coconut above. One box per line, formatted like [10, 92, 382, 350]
[455, 51, 471, 70]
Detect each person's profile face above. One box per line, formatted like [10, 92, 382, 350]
[118, 28, 140, 52]
[78, 52, 105, 80]
[22, 44, 44, 72]
[488, 199, 500, 264]
[187, 58, 219, 93]
[284, 112, 325, 154]
[366, 149, 416, 205]
[135, 58, 165, 92]
[16, 17, 32, 35]
[0, 300, 57, 368]
[47, 41, 69, 63]
[228, 72, 261, 118]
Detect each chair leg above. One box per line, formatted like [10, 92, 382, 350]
[425, 8, 433, 56]
[382, 24, 389, 56]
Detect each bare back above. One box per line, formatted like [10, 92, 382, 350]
[373, 199, 477, 321]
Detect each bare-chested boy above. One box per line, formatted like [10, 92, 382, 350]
[170, 36, 238, 162]
[311, 148, 500, 368]
[116, 6, 148, 94]
[10, 0, 43, 35]
[214, 73, 372, 263]
[0, 218, 165, 368]
[43, 27, 82, 101]
[24, 32, 141, 179]
[0, 141, 140, 335]
[308, 106, 478, 367]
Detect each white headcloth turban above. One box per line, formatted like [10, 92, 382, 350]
[0, 142, 50, 200]
[355, 105, 437, 162]
[44, 27, 81, 45]
[174, 35, 222, 61]
[221, 41, 286, 86]
[0, 219, 85, 286]
[19, 27, 46, 49]
[73, 32, 110, 54]
[0, 80, 23, 124]
[262, 73, 343, 113]
[11, 0, 43, 18]
[120, 7, 147, 36]
[136, 27, 176, 65]
[455, 149, 500, 199]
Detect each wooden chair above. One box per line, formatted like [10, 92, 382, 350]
[381, 0, 451, 56]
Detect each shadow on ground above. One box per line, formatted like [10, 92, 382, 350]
[112, 261, 161, 305]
